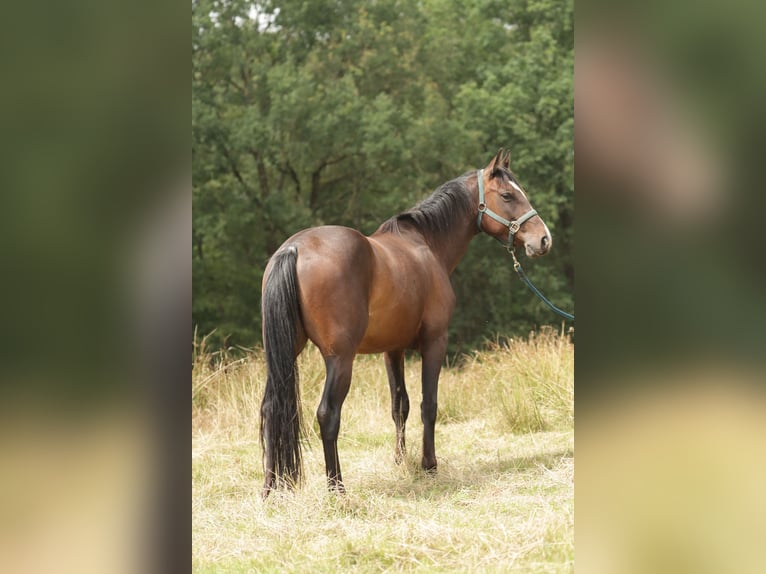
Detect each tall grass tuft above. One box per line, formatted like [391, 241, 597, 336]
[437, 326, 573, 433]
[493, 327, 574, 433]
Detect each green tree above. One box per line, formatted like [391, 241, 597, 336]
[192, 0, 573, 353]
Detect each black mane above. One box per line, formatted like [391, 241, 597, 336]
[377, 171, 475, 242]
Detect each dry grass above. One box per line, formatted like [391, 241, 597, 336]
[192, 328, 573, 572]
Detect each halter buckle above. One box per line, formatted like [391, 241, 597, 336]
[509, 221, 520, 234]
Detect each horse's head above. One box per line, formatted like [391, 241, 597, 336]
[476, 149, 552, 257]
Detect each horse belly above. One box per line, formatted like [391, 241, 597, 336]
[356, 296, 424, 354]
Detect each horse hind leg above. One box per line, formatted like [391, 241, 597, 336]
[316, 354, 354, 492]
[260, 403, 277, 497]
[384, 350, 409, 464]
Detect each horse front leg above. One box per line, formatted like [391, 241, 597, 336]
[384, 350, 409, 464]
[420, 334, 447, 472]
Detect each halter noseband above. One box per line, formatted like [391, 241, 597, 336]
[476, 169, 538, 246]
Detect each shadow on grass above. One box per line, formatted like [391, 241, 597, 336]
[353, 447, 574, 500]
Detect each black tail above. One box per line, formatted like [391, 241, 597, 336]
[260, 246, 304, 488]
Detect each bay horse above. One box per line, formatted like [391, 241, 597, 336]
[259, 149, 552, 497]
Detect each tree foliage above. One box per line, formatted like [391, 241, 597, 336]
[193, 0, 573, 354]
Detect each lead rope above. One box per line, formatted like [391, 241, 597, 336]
[509, 249, 574, 321]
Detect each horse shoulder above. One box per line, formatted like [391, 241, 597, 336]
[429, 263, 456, 307]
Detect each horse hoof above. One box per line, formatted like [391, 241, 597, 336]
[261, 482, 275, 499]
[328, 479, 346, 495]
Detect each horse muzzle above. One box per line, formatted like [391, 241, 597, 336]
[524, 227, 552, 258]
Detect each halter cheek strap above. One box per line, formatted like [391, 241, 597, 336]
[476, 169, 538, 246]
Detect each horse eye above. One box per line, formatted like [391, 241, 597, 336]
[501, 192, 513, 201]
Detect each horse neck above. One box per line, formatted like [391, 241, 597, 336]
[431, 212, 478, 274]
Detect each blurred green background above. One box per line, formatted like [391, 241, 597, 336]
[192, 0, 574, 354]
[576, 1, 766, 573]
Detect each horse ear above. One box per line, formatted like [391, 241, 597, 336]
[502, 149, 511, 168]
[487, 148, 505, 176]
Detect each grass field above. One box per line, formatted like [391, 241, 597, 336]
[192, 328, 573, 573]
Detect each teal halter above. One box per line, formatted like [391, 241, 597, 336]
[476, 169, 538, 246]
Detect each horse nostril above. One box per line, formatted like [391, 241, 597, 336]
[541, 235, 549, 249]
